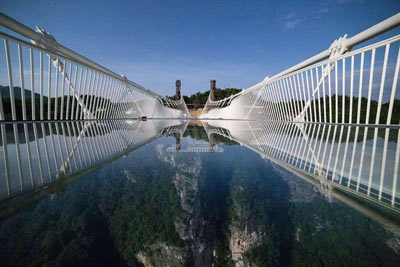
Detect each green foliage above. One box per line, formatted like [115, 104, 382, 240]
[0, 86, 123, 120]
[183, 88, 242, 105]
[245, 234, 280, 266]
[227, 152, 292, 267]
[0, 177, 127, 267]
[109, 161, 183, 263]
[0, 134, 399, 267]
[289, 196, 400, 267]
[0, 142, 183, 267]
[267, 94, 400, 125]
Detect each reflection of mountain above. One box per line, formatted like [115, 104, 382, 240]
[270, 163, 318, 203]
[3, 120, 136, 145]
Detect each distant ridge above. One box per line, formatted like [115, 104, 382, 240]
[0, 85, 41, 100]
[183, 88, 242, 105]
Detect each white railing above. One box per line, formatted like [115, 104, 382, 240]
[0, 119, 186, 201]
[203, 120, 400, 211]
[199, 13, 400, 215]
[0, 12, 190, 121]
[201, 13, 400, 126]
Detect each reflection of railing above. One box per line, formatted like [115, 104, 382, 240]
[203, 124, 233, 141]
[204, 120, 400, 212]
[0, 120, 189, 201]
[161, 120, 190, 139]
[0, 13, 189, 121]
[201, 13, 400, 126]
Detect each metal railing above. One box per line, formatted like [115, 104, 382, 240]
[201, 13, 400, 125]
[203, 120, 400, 211]
[0, 119, 186, 201]
[0, 13, 190, 121]
[199, 13, 400, 218]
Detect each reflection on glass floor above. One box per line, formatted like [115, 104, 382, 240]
[0, 119, 399, 224]
[161, 121, 223, 152]
[0, 120, 185, 200]
[203, 120, 400, 211]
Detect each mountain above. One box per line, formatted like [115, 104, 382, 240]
[0, 85, 41, 100]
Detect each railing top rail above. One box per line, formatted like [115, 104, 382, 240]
[231, 12, 400, 98]
[271, 13, 400, 80]
[0, 12, 162, 99]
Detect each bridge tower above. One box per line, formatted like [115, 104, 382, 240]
[209, 80, 216, 101]
[175, 80, 181, 100]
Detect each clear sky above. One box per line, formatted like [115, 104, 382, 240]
[1, 0, 399, 96]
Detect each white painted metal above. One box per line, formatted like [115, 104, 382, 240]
[203, 120, 400, 211]
[201, 13, 400, 123]
[0, 13, 189, 121]
[0, 119, 186, 200]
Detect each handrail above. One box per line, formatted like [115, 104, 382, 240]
[236, 12, 400, 97]
[0, 12, 160, 98]
[0, 13, 191, 120]
[201, 12, 400, 121]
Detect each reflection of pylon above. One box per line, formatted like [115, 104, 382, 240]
[210, 144, 215, 152]
[175, 136, 181, 151]
[209, 133, 216, 152]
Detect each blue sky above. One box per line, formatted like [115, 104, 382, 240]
[1, 0, 399, 96]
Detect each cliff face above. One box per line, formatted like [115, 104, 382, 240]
[172, 158, 201, 243]
[155, 143, 211, 266]
[386, 232, 400, 255]
[270, 163, 317, 203]
[229, 201, 265, 267]
[156, 144, 201, 217]
[136, 243, 187, 267]
[229, 227, 263, 267]
[173, 172, 198, 214]
[151, 142, 321, 267]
